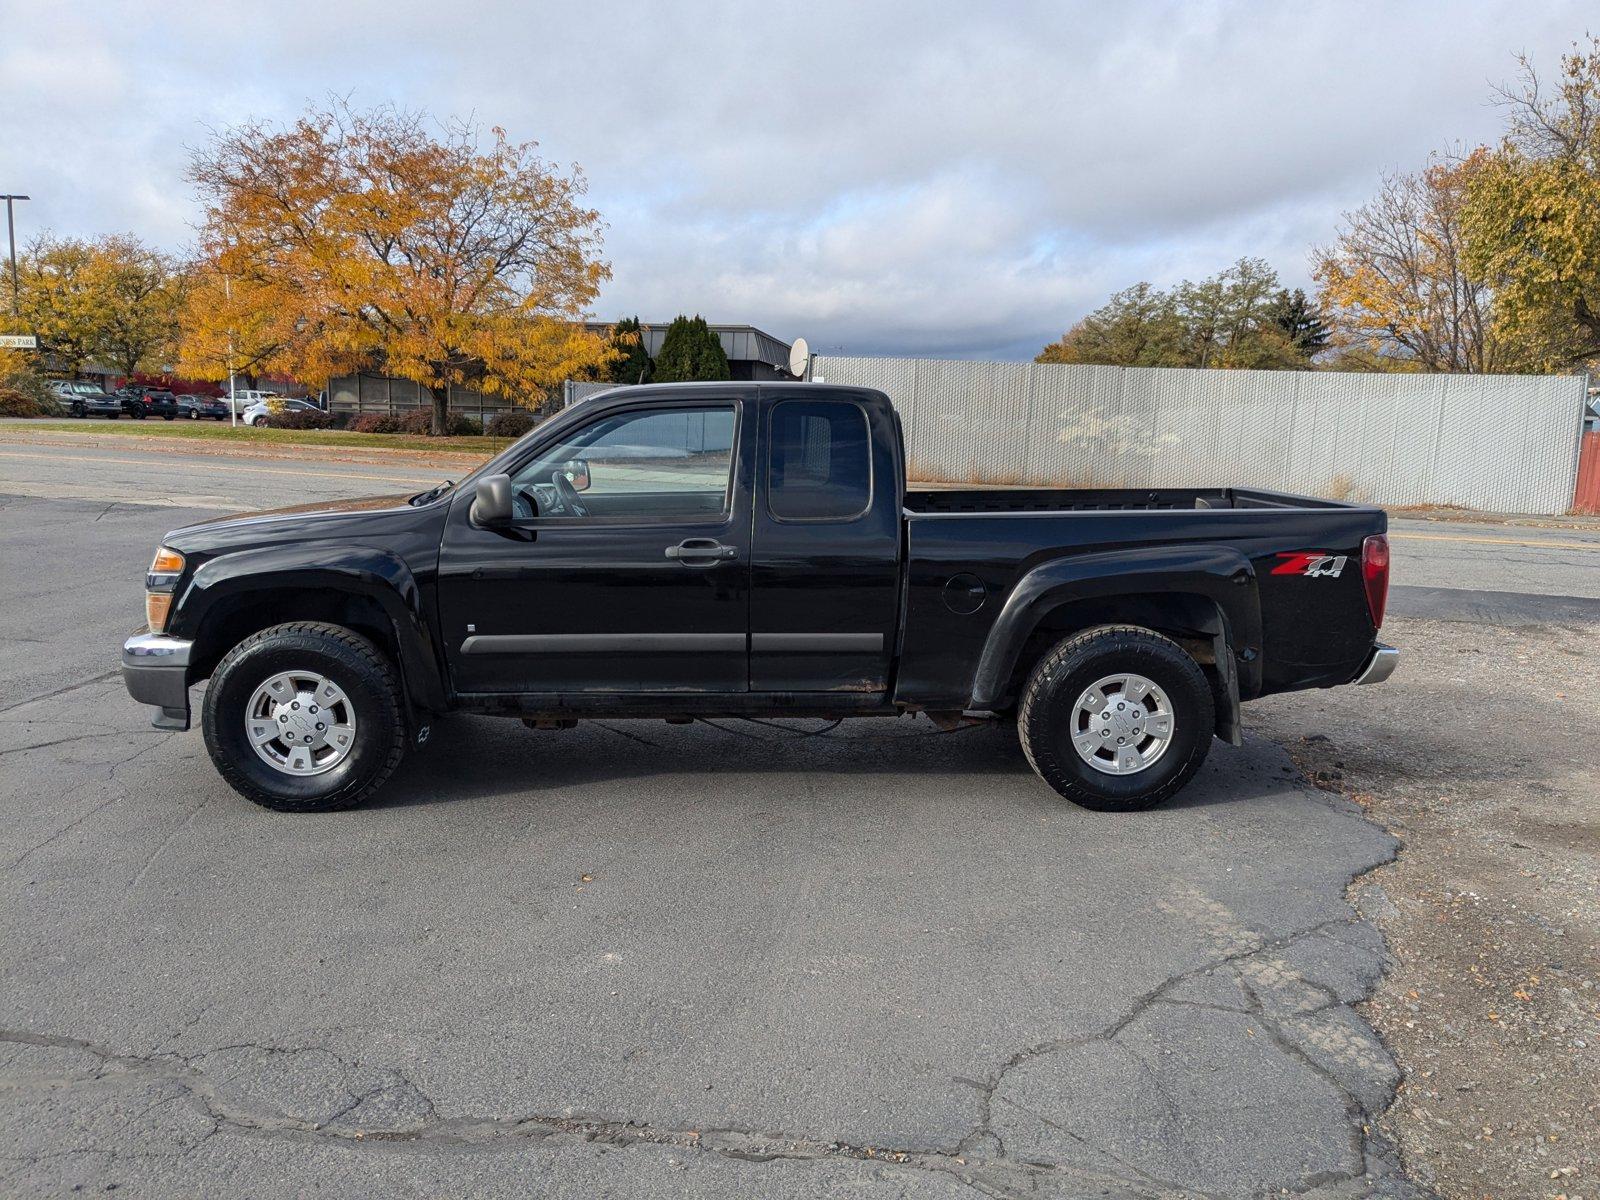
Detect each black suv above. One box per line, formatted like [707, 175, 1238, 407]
[115, 387, 179, 420]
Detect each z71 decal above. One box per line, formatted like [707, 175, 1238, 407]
[1271, 551, 1348, 578]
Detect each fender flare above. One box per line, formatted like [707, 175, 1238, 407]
[968, 544, 1261, 734]
[170, 541, 449, 713]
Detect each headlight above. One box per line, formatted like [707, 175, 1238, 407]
[145, 547, 184, 631]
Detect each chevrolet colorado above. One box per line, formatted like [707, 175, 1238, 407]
[121, 382, 1397, 813]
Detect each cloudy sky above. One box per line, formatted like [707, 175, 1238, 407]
[0, 0, 1587, 359]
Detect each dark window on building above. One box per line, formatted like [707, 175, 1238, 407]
[768, 401, 871, 520]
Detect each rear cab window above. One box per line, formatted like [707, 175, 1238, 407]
[766, 400, 872, 521]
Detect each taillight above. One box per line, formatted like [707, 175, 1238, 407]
[1361, 534, 1390, 629]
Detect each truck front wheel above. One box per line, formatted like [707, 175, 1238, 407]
[1018, 625, 1215, 811]
[201, 622, 407, 812]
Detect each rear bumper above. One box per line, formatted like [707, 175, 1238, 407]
[122, 631, 193, 729]
[1353, 643, 1399, 686]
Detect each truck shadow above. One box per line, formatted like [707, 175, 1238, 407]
[368, 714, 1293, 814]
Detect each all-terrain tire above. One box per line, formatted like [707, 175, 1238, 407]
[202, 622, 407, 813]
[1018, 624, 1215, 812]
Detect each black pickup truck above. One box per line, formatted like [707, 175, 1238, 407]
[122, 382, 1396, 814]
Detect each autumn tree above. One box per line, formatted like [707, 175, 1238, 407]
[1461, 37, 1600, 369]
[185, 101, 613, 433]
[176, 267, 290, 390]
[652, 315, 730, 382]
[1037, 260, 1308, 369]
[605, 315, 653, 384]
[93, 237, 185, 378]
[14, 234, 182, 378]
[16, 237, 107, 377]
[1313, 156, 1499, 373]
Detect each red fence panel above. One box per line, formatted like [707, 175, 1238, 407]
[1575, 431, 1600, 514]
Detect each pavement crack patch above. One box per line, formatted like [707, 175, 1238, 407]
[0, 669, 120, 715]
[0, 1030, 1132, 1197]
[0, 729, 136, 758]
[593, 721, 663, 749]
[970, 913, 1403, 1197]
[10, 732, 176, 868]
[122, 794, 212, 896]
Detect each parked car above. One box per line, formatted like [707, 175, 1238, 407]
[47, 380, 121, 418]
[46, 387, 118, 425]
[176, 394, 230, 421]
[242, 398, 322, 427]
[224, 389, 281, 415]
[114, 387, 179, 420]
[48, 379, 108, 398]
[121, 382, 1397, 814]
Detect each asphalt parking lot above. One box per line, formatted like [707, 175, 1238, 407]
[3, 437, 1597, 1197]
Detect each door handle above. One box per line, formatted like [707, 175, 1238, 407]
[665, 538, 738, 564]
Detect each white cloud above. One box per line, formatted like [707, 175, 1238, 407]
[0, 0, 1588, 357]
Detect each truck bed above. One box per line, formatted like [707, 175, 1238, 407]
[903, 485, 1358, 514]
[895, 485, 1386, 710]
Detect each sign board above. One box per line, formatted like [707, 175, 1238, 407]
[0, 334, 38, 349]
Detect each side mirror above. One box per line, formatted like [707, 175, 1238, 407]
[471, 474, 514, 526]
[562, 459, 591, 492]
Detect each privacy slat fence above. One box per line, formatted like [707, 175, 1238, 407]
[810, 357, 1590, 516]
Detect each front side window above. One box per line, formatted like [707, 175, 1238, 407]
[512, 405, 736, 520]
[767, 400, 872, 521]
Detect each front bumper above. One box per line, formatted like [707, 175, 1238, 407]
[1353, 642, 1400, 686]
[122, 631, 194, 729]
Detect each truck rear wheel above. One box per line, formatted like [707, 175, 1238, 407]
[201, 622, 407, 812]
[1018, 625, 1215, 811]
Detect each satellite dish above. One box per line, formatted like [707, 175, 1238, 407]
[788, 337, 811, 379]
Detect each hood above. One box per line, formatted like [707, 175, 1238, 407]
[166, 493, 424, 548]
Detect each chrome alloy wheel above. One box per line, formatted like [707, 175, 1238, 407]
[245, 670, 356, 777]
[1069, 672, 1176, 776]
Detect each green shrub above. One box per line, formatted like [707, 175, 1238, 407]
[0, 387, 51, 417]
[607, 315, 653, 384]
[486, 408, 538, 438]
[267, 407, 334, 430]
[349, 412, 401, 434]
[346, 409, 481, 436]
[0, 364, 59, 416]
[652, 314, 730, 382]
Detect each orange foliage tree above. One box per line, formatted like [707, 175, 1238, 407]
[182, 101, 613, 431]
[1313, 153, 1500, 373]
[1462, 37, 1600, 370]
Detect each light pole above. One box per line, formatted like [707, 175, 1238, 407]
[2, 194, 27, 317]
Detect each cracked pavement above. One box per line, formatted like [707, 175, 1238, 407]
[0, 478, 1428, 1198]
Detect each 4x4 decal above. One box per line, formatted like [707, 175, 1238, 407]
[1271, 551, 1348, 578]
